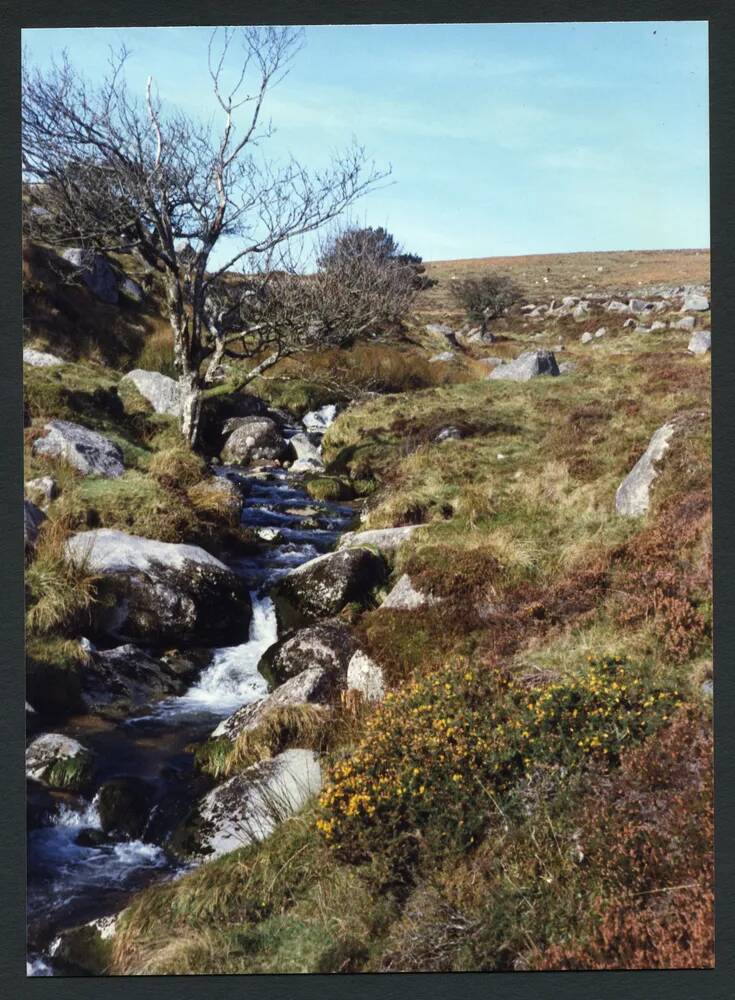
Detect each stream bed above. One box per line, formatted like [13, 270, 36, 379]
[26, 406, 356, 976]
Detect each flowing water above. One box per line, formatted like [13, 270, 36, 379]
[26, 406, 355, 975]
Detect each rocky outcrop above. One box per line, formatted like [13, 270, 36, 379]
[23, 347, 64, 367]
[33, 420, 125, 478]
[346, 651, 386, 702]
[119, 369, 181, 416]
[25, 734, 93, 790]
[62, 248, 119, 305]
[688, 330, 711, 355]
[615, 421, 682, 516]
[258, 621, 358, 688]
[221, 417, 290, 466]
[272, 547, 386, 628]
[488, 350, 559, 382]
[24, 499, 45, 552]
[178, 749, 322, 860]
[65, 529, 251, 645]
[337, 524, 423, 557]
[213, 666, 334, 741]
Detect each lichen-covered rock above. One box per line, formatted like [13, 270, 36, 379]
[221, 417, 290, 466]
[178, 749, 322, 859]
[119, 369, 181, 416]
[346, 650, 386, 702]
[23, 347, 64, 367]
[25, 734, 93, 791]
[258, 621, 358, 689]
[380, 573, 441, 611]
[24, 499, 45, 551]
[682, 291, 709, 312]
[337, 524, 423, 557]
[25, 475, 58, 509]
[615, 421, 680, 516]
[213, 666, 334, 741]
[65, 529, 251, 645]
[62, 248, 119, 304]
[33, 420, 125, 478]
[119, 276, 144, 303]
[488, 350, 559, 382]
[688, 329, 711, 355]
[272, 547, 386, 628]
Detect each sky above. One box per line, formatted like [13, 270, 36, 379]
[22, 22, 710, 268]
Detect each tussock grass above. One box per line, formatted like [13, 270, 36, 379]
[25, 518, 99, 636]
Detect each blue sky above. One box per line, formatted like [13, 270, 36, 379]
[23, 22, 710, 266]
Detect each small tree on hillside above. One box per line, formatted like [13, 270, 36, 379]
[22, 29, 388, 447]
[450, 274, 524, 340]
[318, 226, 435, 290]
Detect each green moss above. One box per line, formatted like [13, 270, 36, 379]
[248, 376, 337, 418]
[26, 637, 85, 718]
[305, 476, 355, 501]
[43, 753, 93, 793]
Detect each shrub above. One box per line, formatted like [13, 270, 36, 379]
[450, 274, 523, 328]
[317, 656, 681, 870]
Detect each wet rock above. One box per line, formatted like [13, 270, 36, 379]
[97, 776, 155, 840]
[273, 547, 386, 628]
[178, 749, 322, 860]
[25, 475, 58, 509]
[381, 573, 441, 610]
[615, 420, 681, 516]
[119, 369, 181, 416]
[688, 330, 711, 355]
[62, 248, 119, 304]
[33, 420, 125, 478]
[25, 734, 93, 791]
[80, 643, 207, 718]
[488, 350, 560, 382]
[65, 529, 252, 646]
[221, 417, 290, 466]
[258, 621, 358, 688]
[23, 347, 64, 367]
[213, 666, 334, 741]
[24, 499, 45, 552]
[337, 524, 423, 557]
[48, 915, 117, 975]
[346, 651, 386, 702]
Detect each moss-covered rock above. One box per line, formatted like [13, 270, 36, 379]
[258, 621, 358, 689]
[97, 776, 155, 840]
[305, 476, 355, 502]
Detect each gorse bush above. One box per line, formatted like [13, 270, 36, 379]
[317, 657, 681, 869]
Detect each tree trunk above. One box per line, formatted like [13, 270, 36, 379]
[179, 371, 202, 449]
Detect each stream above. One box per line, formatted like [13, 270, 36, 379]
[26, 404, 356, 976]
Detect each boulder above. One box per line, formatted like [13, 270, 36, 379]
[623, 318, 636, 329]
[23, 347, 64, 367]
[96, 776, 155, 840]
[221, 417, 290, 466]
[80, 643, 207, 718]
[25, 733, 93, 790]
[288, 432, 324, 474]
[572, 302, 591, 321]
[594, 327, 607, 339]
[381, 573, 440, 611]
[425, 322, 455, 342]
[488, 350, 559, 382]
[688, 330, 711, 355]
[33, 420, 125, 478]
[605, 300, 629, 313]
[258, 621, 357, 689]
[682, 291, 709, 312]
[558, 362, 576, 375]
[346, 651, 386, 702]
[65, 529, 251, 645]
[62, 248, 119, 305]
[649, 321, 667, 332]
[119, 369, 181, 416]
[24, 499, 45, 551]
[179, 749, 322, 859]
[429, 351, 456, 363]
[213, 666, 334, 741]
[615, 421, 680, 516]
[337, 524, 422, 557]
[25, 475, 58, 509]
[580, 331, 593, 344]
[435, 426, 462, 442]
[673, 316, 696, 331]
[272, 547, 386, 628]
[47, 916, 118, 976]
[629, 298, 651, 314]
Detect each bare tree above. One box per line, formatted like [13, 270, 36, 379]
[450, 274, 524, 340]
[22, 28, 388, 446]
